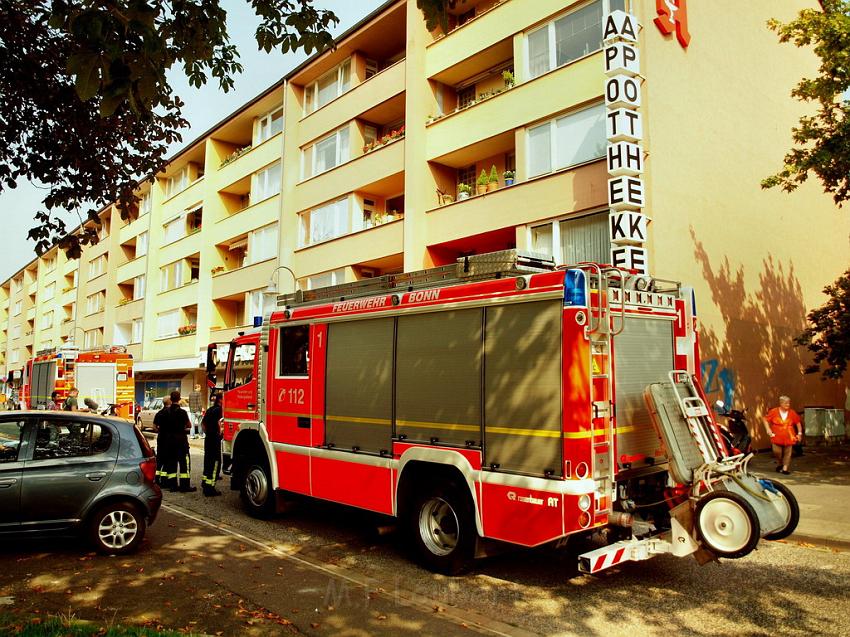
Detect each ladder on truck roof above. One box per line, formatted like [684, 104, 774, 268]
[275, 249, 557, 308]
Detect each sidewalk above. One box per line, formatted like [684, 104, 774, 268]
[749, 442, 850, 549]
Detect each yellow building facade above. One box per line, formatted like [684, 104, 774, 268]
[0, 0, 846, 432]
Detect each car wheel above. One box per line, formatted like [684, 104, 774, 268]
[241, 457, 275, 519]
[88, 501, 146, 555]
[762, 480, 800, 541]
[695, 491, 760, 559]
[406, 480, 476, 575]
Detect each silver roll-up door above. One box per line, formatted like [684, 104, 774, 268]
[396, 309, 483, 446]
[32, 361, 55, 408]
[613, 317, 674, 466]
[484, 300, 562, 477]
[325, 318, 394, 453]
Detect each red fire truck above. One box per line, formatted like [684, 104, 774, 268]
[207, 251, 798, 575]
[22, 346, 135, 419]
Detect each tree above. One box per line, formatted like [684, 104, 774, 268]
[795, 269, 850, 379]
[761, 0, 850, 206]
[0, 0, 338, 257]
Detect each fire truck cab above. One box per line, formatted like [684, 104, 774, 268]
[208, 250, 797, 575]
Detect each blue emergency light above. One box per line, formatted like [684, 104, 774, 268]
[563, 269, 587, 306]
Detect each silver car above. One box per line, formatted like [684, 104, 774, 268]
[0, 411, 162, 554]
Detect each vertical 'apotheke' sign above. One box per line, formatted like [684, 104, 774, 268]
[604, 9, 648, 275]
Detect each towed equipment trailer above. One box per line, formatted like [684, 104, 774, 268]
[207, 250, 798, 575]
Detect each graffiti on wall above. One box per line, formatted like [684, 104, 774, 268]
[701, 359, 735, 408]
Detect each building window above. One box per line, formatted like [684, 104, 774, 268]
[530, 211, 609, 265]
[457, 165, 476, 191]
[163, 214, 185, 244]
[251, 162, 282, 202]
[85, 291, 105, 315]
[13, 300, 21, 316]
[43, 282, 55, 301]
[84, 328, 103, 349]
[304, 58, 352, 114]
[247, 223, 278, 264]
[12, 325, 21, 339]
[527, 0, 614, 80]
[139, 191, 152, 216]
[165, 165, 190, 198]
[136, 231, 149, 257]
[157, 309, 180, 338]
[299, 197, 349, 246]
[10, 350, 19, 364]
[254, 107, 283, 145]
[88, 254, 107, 280]
[131, 318, 143, 343]
[41, 311, 54, 330]
[301, 268, 345, 290]
[43, 256, 56, 273]
[133, 275, 146, 300]
[527, 103, 606, 178]
[160, 260, 186, 292]
[71, 269, 78, 288]
[457, 85, 476, 109]
[245, 290, 273, 325]
[304, 126, 350, 179]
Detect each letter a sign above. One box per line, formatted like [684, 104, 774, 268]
[654, 0, 691, 48]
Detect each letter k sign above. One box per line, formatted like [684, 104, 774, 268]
[654, 0, 691, 49]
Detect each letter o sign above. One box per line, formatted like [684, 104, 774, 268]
[605, 75, 641, 110]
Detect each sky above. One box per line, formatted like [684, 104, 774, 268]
[0, 0, 385, 281]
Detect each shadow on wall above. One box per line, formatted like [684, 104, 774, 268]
[689, 227, 810, 446]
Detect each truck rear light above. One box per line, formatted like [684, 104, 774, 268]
[575, 462, 589, 479]
[578, 511, 591, 528]
[578, 494, 592, 511]
[139, 458, 156, 483]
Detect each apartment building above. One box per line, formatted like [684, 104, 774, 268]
[1, 0, 847, 420]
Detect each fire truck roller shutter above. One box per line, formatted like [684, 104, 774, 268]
[395, 308, 483, 447]
[75, 363, 118, 407]
[32, 360, 56, 408]
[483, 300, 562, 477]
[613, 317, 674, 467]
[325, 317, 394, 453]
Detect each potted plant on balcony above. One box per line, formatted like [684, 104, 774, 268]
[502, 69, 515, 89]
[457, 183, 472, 200]
[211, 265, 225, 275]
[178, 324, 197, 336]
[487, 165, 499, 192]
[476, 170, 488, 195]
[503, 170, 515, 186]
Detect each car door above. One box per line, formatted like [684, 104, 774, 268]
[0, 417, 30, 531]
[19, 416, 118, 530]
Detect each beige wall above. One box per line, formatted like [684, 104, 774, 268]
[639, 0, 849, 440]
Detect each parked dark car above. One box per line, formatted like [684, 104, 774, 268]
[0, 411, 162, 554]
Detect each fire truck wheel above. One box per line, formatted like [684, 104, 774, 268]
[407, 481, 475, 575]
[241, 458, 275, 519]
[762, 480, 800, 541]
[695, 491, 760, 559]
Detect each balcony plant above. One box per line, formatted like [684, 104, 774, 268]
[118, 298, 133, 306]
[178, 324, 197, 336]
[220, 145, 251, 168]
[457, 183, 472, 200]
[502, 69, 515, 88]
[210, 265, 225, 275]
[476, 169, 489, 195]
[487, 165, 499, 192]
[504, 170, 515, 186]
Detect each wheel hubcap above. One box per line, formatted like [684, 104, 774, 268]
[419, 497, 459, 557]
[98, 510, 138, 549]
[699, 498, 751, 552]
[245, 468, 268, 507]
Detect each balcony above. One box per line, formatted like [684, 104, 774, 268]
[27, 282, 37, 296]
[126, 343, 142, 360]
[214, 191, 280, 242]
[60, 288, 76, 306]
[295, 139, 405, 213]
[118, 214, 151, 244]
[158, 229, 203, 266]
[208, 325, 248, 345]
[26, 307, 35, 321]
[157, 281, 200, 311]
[426, 160, 607, 246]
[116, 256, 147, 283]
[212, 258, 278, 300]
[214, 137, 282, 191]
[160, 176, 205, 216]
[293, 217, 403, 277]
[151, 333, 197, 358]
[427, 52, 602, 162]
[115, 298, 145, 324]
[299, 59, 405, 145]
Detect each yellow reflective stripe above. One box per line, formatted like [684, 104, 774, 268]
[326, 415, 391, 426]
[486, 425, 561, 439]
[396, 419, 479, 433]
[563, 425, 641, 440]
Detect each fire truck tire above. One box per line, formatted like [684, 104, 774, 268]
[241, 457, 275, 519]
[695, 491, 760, 559]
[762, 480, 799, 541]
[407, 480, 475, 575]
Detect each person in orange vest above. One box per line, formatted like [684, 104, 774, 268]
[763, 395, 802, 475]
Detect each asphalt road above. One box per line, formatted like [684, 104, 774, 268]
[147, 443, 850, 637]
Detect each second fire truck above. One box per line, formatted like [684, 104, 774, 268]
[207, 250, 798, 575]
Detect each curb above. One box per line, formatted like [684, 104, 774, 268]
[786, 533, 850, 552]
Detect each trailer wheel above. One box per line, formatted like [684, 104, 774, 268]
[407, 480, 475, 575]
[762, 480, 800, 541]
[695, 491, 760, 559]
[241, 456, 275, 519]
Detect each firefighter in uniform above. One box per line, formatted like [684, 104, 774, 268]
[153, 398, 171, 485]
[163, 390, 196, 492]
[201, 392, 224, 497]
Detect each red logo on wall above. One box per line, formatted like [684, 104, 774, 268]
[654, 0, 691, 48]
